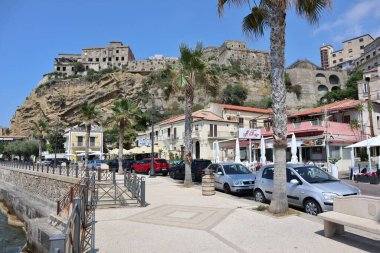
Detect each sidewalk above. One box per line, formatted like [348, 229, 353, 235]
[95, 176, 380, 253]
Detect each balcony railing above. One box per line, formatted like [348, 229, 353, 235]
[208, 131, 237, 138]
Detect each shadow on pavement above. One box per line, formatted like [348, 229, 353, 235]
[315, 230, 380, 253]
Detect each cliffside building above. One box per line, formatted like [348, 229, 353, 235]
[320, 34, 374, 70]
[355, 37, 380, 72]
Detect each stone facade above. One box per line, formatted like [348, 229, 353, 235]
[203, 40, 271, 75]
[286, 60, 348, 106]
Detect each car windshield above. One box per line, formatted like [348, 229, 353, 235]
[223, 164, 251, 175]
[293, 166, 338, 183]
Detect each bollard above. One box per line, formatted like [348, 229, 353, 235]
[141, 177, 146, 206]
[132, 173, 137, 198]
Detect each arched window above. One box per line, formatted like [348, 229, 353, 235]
[329, 75, 340, 85]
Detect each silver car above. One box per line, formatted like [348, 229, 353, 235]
[254, 164, 361, 215]
[208, 162, 256, 194]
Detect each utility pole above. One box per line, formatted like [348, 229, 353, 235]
[365, 75, 375, 137]
[323, 99, 330, 169]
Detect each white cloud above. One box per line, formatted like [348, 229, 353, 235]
[313, 0, 380, 43]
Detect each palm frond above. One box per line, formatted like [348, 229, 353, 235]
[294, 0, 332, 24]
[218, 0, 250, 16]
[242, 6, 269, 38]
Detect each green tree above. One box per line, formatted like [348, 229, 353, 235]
[218, 0, 331, 214]
[322, 71, 363, 103]
[46, 126, 66, 165]
[80, 103, 101, 173]
[219, 84, 248, 105]
[109, 99, 140, 174]
[31, 119, 49, 162]
[177, 43, 219, 187]
[72, 62, 85, 75]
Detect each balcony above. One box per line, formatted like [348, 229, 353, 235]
[208, 131, 237, 139]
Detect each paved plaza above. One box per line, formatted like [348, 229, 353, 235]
[95, 176, 380, 253]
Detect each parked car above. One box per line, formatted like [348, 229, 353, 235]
[42, 158, 69, 166]
[169, 159, 212, 182]
[206, 162, 255, 194]
[254, 164, 361, 215]
[87, 160, 107, 170]
[107, 158, 135, 172]
[131, 158, 170, 176]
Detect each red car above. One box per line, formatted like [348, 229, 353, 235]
[131, 158, 170, 176]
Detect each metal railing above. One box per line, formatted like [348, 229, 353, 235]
[124, 171, 146, 207]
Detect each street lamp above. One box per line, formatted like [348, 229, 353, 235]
[140, 94, 164, 177]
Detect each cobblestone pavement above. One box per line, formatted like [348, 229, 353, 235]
[95, 176, 380, 253]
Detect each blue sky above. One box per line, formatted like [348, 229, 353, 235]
[0, 0, 379, 127]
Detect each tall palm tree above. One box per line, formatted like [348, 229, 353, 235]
[175, 43, 219, 187]
[109, 99, 139, 174]
[31, 119, 48, 163]
[218, 0, 331, 214]
[80, 103, 101, 174]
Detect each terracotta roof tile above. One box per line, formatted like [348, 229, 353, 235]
[289, 100, 362, 118]
[158, 110, 231, 126]
[210, 103, 272, 114]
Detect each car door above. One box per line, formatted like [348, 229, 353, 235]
[260, 166, 274, 200]
[286, 168, 303, 206]
[213, 165, 224, 190]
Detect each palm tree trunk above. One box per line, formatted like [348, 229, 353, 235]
[38, 136, 42, 163]
[85, 124, 91, 176]
[268, 5, 289, 214]
[118, 118, 125, 175]
[184, 74, 195, 187]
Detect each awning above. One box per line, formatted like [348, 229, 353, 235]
[345, 135, 380, 148]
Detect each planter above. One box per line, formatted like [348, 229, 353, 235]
[355, 175, 371, 183]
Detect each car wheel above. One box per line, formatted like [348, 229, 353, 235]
[254, 189, 266, 203]
[304, 199, 321, 216]
[223, 184, 231, 194]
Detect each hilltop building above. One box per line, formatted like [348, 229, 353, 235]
[354, 37, 380, 72]
[320, 34, 374, 70]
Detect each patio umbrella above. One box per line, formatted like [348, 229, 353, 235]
[215, 141, 220, 163]
[234, 138, 241, 163]
[260, 137, 266, 164]
[290, 133, 298, 163]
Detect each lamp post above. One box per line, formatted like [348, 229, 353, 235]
[140, 94, 164, 177]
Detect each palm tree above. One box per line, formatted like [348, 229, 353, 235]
[218, 0, 331, 214]
[109, 99, 139, 174]
[31, 119, 48, 163]
[80, 103, 100, 174]
[355, 103, 364, 140]
[174, 43, 219, 187]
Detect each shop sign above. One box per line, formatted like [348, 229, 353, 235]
[239, 128, 261, 139]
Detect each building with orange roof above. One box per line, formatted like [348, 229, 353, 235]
[135, 103, 273, 161]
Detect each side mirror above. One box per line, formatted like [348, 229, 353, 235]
[290, 179, 299, 185]
[217, 171, 223, 175]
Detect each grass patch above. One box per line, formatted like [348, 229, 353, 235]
[255, 205, 269, 211]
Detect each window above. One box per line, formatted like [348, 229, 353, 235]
[239, 118, 244, 128]
[89, 58, 93, 62]
[63, 66, 66, 71]
[209, 124, 217, 137]
[103, 58, 106, 62]
[121, 57, 125, 61]
[360, 45, 364, 49]
[167, 128, 171, 137]
[363, 82, 368, 93]
[366, 55, 370, 60]
[339, 58, 343, 62]
[72, 67, 74, 71]
[174, 128, 177, 139]
[116, 57, 119, 61]
[264, 120, 272, 130]
[286, 169, 300, 183]
[333, 60, 336, 64]
[57, 66, 61, 71]
[90, 137, 96, 147]
[262, 167, 274, 180]
[249, 119, 257, 129]
[348, 49, 353, 53]
[108, 57, 112, 61]
[77, 136, 83, 147]
[359, 38, 364, 42]
[116, 50, 119, 53]
[332, 54, 336, 57]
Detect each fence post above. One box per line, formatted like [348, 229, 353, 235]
[32, 162, 35, 171]
[73, 197, 81, 253]
[132, 173, 137, 198]
[52, 165, 55, 174]
[75, 164, 79, 178]
[141, 177, 146, 206]
[66, 164, 70, 177]
[97, 168, 101, 181]
[59, 164, 62, 175]
[112, 168, 116, 185]
[42, 164, 44, 173]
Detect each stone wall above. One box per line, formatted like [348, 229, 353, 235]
[0, 166, 80, 202]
